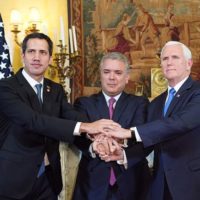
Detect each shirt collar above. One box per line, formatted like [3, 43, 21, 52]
[168, 76, 189, 93]
[22, 69, 44, 90]
[102, 91, 122, 106]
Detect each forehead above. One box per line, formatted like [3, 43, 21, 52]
[102, 59, 125, 69]
[26, 38, 49, 50]
[161, 44, 183, 57]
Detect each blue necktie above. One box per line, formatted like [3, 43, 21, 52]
[35, 84, 43, 106]
[35, 84, 45, 177]
[163, 88, 176, 116]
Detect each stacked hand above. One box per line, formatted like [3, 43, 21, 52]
[80, 119, 131, 162]
[92, 134, 124, 162]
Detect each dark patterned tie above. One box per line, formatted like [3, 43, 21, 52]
[35, 84, 43, 106]
[35, 84, 45, 177]
[163, 88, 176, 116]
[108, 97, 116, 185]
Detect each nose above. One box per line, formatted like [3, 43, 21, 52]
[109, 72, 115, 79]
[33, 52, 40, 60]
[167, 57, 173, 65]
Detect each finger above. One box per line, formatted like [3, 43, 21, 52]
[107, 138, 116, 153]
[100, 155, 111, 162]
[111, 139, 122, 151]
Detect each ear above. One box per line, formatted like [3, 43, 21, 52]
[125, 74, 130, 84]
[48, 56, 53, 65]
[186, 59, 193, 71]
[21, 52, 25, 63]
[21, 50, 24, 58]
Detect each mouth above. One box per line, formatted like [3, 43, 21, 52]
[166, 69, 175, 72]
[31, 63, 42, 68]
[107, 84, 116, 87]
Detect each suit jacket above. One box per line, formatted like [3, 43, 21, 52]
[0, 69, 84, 199]
[137, 77, 200, 200]
[73, 91, 152, 200]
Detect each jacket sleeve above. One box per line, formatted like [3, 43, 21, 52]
[73, 97, 93, 157]
[0, 78, 76, 144]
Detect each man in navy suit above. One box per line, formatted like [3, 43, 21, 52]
[106, 41, 200, 200]
[0, 33, 119, 200]
[72, 52, 151, 200]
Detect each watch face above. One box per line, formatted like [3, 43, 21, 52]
[151, 68, 168, 98]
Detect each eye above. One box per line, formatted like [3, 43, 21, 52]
[27, 49, 35, 53]
[172, 55, 179, 59]
[103, 70, 110, 74]
[40, 50, 48, 55]
[162, 57, 168, 61]
[115, 70, 123, 75]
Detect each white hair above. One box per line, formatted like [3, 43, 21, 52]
[160, 41, 192, 60]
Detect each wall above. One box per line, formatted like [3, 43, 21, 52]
[1, 0, 68, 80]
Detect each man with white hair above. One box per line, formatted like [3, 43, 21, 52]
[105, 41, 200, 200]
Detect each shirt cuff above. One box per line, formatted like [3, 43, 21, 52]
[89, 143, 96, 158]
[130, 127, 142, 142]
[73, 122, 81, 136]
[117, 149, 128, 169]
[122, 139, 128, 148]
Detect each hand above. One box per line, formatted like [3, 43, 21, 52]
[80, 119, 121, 135]
[100, 146, 124, 162]
[92, 134, 110, 156]
[92, 135, 122, 157]
[93, 135, 123, 158]
[104, 126, 131, 139]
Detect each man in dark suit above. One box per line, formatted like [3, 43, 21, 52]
[0, 33, 119, 200]
[106, 41, 200, 200]
[72, 52, 151, 200]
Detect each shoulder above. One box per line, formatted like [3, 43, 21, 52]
[44, 78, 63, 90]
[191, 80, 200, 89]
[74, 93, 100, 104]
[123, 92, 149, 104]
[0, 75, 18, 89]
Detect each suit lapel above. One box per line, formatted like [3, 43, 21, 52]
[95, 92, 110, 119]
[165, 77, 193, 116]
[42, 79, 54, 114]
[95, 92, 130, 122]
[158, 90, 168, 117]
[112, 92, 128, 122]
[15, 69, 42, 111]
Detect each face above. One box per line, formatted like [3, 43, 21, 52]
[100, 59, 129, 96]
[22, 38, 52, 81]
[160, 44, 192, 86]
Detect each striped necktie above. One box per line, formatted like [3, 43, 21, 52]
[35, 84, 43, 106]
[35, 83, 45, 177]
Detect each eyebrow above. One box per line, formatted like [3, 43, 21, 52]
[162, 55, 180, 60]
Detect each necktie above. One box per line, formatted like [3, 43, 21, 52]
[35, 84, 43, 106]
[108, 97, 116, 186]
[108, 97, 116, 119]
[35, 84, 45, 177]
[163, 88, 176, 116]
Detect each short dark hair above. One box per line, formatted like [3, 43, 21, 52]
[21, 32, 53, 56]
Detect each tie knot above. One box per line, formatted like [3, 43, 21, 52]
[169, 88, 176, 95]
[108, 97, 116, 106]
[35, 83, 42, 92]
